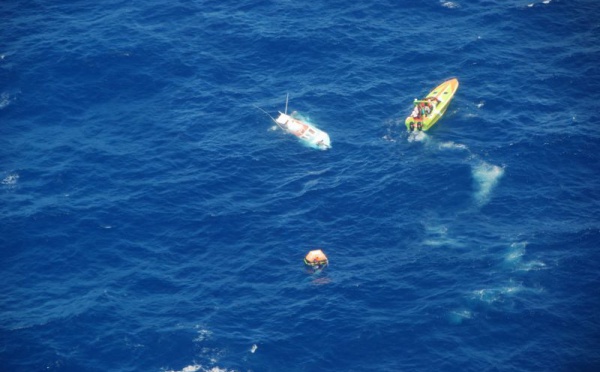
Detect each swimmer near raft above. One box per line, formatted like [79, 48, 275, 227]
[304, 249, 328, 270]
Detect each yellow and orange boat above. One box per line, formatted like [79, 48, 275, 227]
[405, 78, 459, 132]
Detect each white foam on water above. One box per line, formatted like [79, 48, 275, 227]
[422, 239, 448, 247]
[0, 92, 12, 109]
[441, 1, 459, 8]
[181, 366, 201, 372]
[2, 173, 19, 186]
[438, 141, 469, 151]
[527, 0, 551, 7]
[472, 283, 523, 304]
[300, 137, 330, 151]
[163, 366, 235, 372]
[517, 260, 547, 271]
[472, 161, 504, 206]
[407, 130, 428, 143]
[250, 344, 258, 353]
[193, 328, 212, 342]
[473, 282, 546, 308]
[504, 242, 547, 271]
[505, 242, 527, 263]
[448, 308, 473, 324]
[382, 134, 396, 142]
[472, 288, 502, 304]
[471, 276, 545, 306]
[163, 365, 201, 372]
[422, 224, 464, 248]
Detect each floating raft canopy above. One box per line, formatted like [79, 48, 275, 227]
[304, 249, 328, 267]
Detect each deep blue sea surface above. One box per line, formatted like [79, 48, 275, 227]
[2, 0, 600, 371]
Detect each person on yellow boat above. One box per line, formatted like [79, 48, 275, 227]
[422, 102, 432, 116]
[427, 97, 441, 111]
[410, 104, 420, 118]
[411, 100, 430, 118]
[412, 97, 440, 118]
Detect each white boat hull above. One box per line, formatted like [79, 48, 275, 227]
[276, 113, 331, 150]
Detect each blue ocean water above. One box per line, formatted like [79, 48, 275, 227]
[2, 0, 600, 371]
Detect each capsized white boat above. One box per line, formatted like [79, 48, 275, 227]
[262, 94, 331, 150]
[275, 111, 331, 150]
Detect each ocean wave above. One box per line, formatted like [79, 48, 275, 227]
[2, 0, 597, 370]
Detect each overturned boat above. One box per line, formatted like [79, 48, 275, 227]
[264, 95, 331, 150]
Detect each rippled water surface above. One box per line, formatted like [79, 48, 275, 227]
[2, 1, 599, 371]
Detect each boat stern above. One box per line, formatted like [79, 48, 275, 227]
[317, 132, 331, 150]
[306, 128, 331, 150]
[405, 115, 426, 132]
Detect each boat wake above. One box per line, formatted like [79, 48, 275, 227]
[163, 366, 234, 372]
[448, 308, 473, 324]
[162, 326, 240, 372]
[447, 240, 547, 324]
[470, 280, 526, 304]
[407, 130, 428, 143]
[422, 224, 465, 249]
[527, 0, 552, 8]
[402, 130, 505, 208]
[434, 138, 504, 207]
[504, 242, 547, 272]
[471, 161, 504, 207]
[437, 141, 468, 151]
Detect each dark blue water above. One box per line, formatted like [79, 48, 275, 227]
[2, 1, 600, 371]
